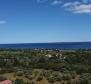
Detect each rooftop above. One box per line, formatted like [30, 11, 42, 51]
[0, 80, 12, 84]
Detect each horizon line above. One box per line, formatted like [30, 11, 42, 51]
[0, 41, 91, 45]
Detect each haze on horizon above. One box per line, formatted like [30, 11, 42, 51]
[0, 0, 91, 43]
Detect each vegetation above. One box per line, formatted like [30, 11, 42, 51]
[0, 48, 91, 84]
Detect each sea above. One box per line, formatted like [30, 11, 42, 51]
[0, 42, 91, 49]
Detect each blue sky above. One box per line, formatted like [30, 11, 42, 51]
[0, 0, 91, 43]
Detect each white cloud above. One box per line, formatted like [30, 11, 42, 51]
[63, 2, 91, 14]
[36, 0, 91, 14]
[0, 21, 7, 24]
[51, 0, 62, 5]
[63, 2, 80, 7]
[83, 0, 88, 3]
[63, 2, 73, 7]
[37, 0, 62, 4]
[37, 0, 48, 3]
[73, 4, 91, 14]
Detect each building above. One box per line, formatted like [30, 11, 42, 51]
[0, 80, 12, 84]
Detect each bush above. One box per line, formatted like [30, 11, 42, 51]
[0, 75, 6, 81]
[62, 74, 71, 81]
[88, 80, 91, 84]
[0, 69, 6, 74]
[61, 80, 65, 84]
[55, 75, 62, 81]
[30, 81, 35, 84]
[14, 79, 24, 84]
[14, 79, 30, 84]
[16, 71, 24, 76]
[36, 75, 43, 81]
[47, 76, 56, 83]
[25, 75, 33, 80]
[67, 80, 73, 84]
[71, 71, 77, 79]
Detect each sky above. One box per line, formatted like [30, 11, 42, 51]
[0, 0, 91, 43]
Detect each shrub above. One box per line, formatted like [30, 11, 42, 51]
[14, 79, 24, 84]
[30, 81, 35, 84]
[61, 80, 65, 84]
[62, 74, 71, 81]
[67, 80, 73, 84]
[47, 76, 56, 83]
[16, 71, 24, 76]
[0, 75, 6, 81]
[25, 75, 33, 80]
[55, 75, 62, 81]
[36, 75, 43, 81]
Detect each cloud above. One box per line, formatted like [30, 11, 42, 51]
[51, 0, 62, 5]
[0, 21, 7, 24]
[82, 0, 91, 3]
[37, 0, 48, 3]
[63, 2, 80, 7]
[36, 0, 91, 14]
[63, 1, 91, 14]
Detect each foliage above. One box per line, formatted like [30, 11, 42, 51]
[0, 48, 91, 84]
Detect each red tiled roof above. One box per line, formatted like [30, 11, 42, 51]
[0, 80, 12, 84]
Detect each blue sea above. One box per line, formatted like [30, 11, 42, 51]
[0, 42, 91, 49]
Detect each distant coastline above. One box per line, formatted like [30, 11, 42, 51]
[0, 41, 91, 44]
[0, 42, 91, 49]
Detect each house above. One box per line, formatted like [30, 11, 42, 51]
[45, 54, 52, 58]
[0, 80, 12, 84]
